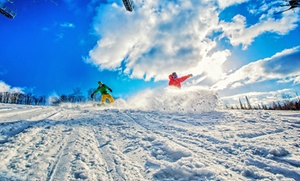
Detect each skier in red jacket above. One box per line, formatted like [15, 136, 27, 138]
[168, 72, 193, 89]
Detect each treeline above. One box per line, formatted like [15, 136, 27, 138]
[49, 88, 92, 106]
[0, 88, 94, 106]
[0, 92, 46, 105]
[226, 95, 300, 110]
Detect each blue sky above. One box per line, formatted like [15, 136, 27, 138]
[0, 0, 299, 106]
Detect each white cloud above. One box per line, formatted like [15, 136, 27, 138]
[219, 12, 299, 49]
[60, 22, 75, 28]
[294, 76, 300, 84]
[86, 0, 230, 81]
[0, 81, 23, 93]
[217, 0, 249, 9]
[247, 0, 278, 16]
[86, 0, 299, 83]
[0, 81, 10, 92]
[213, 46, 300, 90]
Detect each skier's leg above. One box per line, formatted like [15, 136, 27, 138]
[101, 94, 106, 104]
[107, 94, 114, 103]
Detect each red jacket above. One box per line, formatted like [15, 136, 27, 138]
[168, 74, 190, 88]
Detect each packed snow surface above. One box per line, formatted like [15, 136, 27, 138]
[0, 88, 299, 181]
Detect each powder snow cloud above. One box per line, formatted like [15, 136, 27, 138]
[0, 81, 23, 93]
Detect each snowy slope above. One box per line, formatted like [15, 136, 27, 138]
[0, 88, 299, 181]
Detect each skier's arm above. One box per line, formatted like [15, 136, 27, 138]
[107, 86, 113, 92]
[178, 75, 191, 83]
[105, 84, 113, 93]
[92, 89, 98, 95]
[91, 88, 99, 98]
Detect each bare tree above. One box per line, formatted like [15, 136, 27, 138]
[25, 93, 32, 105]
[0, 92, 3, 103]
[3, 92, 10, 103]
[239, 98, 244, 110]
[17, 93, 25, 104]
[245, 96, 252, 110]
[60, 94, 68, 102]
[10, 92, 22, 104]
[68, 94, 75, 102]
[38, 96, 46, 105]
[32, 96, 37, 105]
[72, 88, 82, 102]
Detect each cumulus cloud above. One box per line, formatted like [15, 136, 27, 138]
[219, 12, 299, 49]
[0, 81, 23, 93]
[213, 46, 300, 90]
[86, 0, 298, 82]
[86, 0, 228, 81]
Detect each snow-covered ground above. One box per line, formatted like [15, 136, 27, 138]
[0, 87, 299, 181]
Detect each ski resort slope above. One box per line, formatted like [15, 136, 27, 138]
[0, 88, 300, 181]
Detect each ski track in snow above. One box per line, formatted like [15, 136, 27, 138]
[0, 102, 300, 180]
